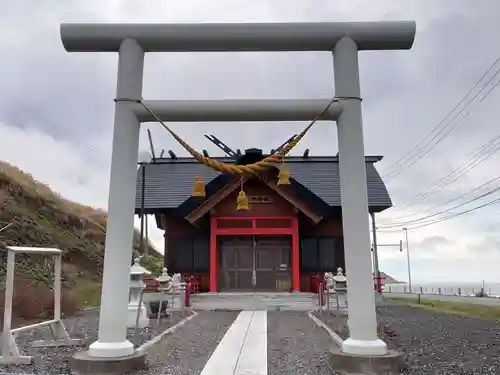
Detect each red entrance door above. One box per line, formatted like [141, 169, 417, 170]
[210, 216, 299, 292]
[217, 235, 292, 291]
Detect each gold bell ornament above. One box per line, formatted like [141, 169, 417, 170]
[277, 166, 291, 185]
[236, 190, 250, 211]
[192, 175, 206, 197]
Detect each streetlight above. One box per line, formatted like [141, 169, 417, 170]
[403, 228, 412, 293]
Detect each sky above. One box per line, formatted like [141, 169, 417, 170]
[1, 0, 500, 284]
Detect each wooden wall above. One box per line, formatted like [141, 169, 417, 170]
[159, 179, 346, 292]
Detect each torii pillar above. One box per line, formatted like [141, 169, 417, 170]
[60, 21, 415, 359]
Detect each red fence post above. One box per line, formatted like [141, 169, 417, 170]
[373, 275, 385, 293]
[185, 279, 192, 307]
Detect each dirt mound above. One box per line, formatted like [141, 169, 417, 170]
[0, 161, 162, 322]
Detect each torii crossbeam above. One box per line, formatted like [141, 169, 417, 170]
[60, 21, 415, 359]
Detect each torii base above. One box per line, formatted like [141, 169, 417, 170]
[328, 347, 405, 375]
[70, 350, 147, 375]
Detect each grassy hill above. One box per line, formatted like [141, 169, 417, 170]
[0, 161, 163, 323]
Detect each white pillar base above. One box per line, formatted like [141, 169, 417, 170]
[88, 339, 134, 358]
[127, 304, 149, 328]
[341, 337, 388, 356]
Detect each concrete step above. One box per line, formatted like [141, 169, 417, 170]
[190, 292, 320, 311]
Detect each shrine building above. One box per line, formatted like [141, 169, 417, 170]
[135, 147, 391, 293]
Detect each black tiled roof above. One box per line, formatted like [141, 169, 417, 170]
[135, 155, 392, 213]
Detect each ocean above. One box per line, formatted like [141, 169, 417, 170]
[385, 282, 500, 297]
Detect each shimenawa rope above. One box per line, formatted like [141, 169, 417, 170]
[114, 96, 360, 175]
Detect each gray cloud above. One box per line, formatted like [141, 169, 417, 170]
[414, 236, 452, 253]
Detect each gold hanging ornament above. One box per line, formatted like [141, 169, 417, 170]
[192, 175, 206, 197]
[236, 191, 249, 211]
[236, 178, 249, 211]
[277, 165, 291, 185]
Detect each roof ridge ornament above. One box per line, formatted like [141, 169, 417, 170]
[115, 96, 346, 179]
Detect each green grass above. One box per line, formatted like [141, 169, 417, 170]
[72, 278, 102, 308]
[387, 295, 500, 321]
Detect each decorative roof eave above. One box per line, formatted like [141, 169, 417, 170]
[185, 174, 323, 225]
[185, 176, 247, 224]
[256, 174, 322, 224]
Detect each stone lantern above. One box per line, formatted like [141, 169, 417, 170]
[171, 273, 186, 308]
[171, 273, 182, 290]
[324, 272, 335, 293]
[127, 257, 150, 328]
[333, 267, 348, 310]
[333, 267, 347, 290]
[156, 267, 172, 290]
[152, 267, 172, 317]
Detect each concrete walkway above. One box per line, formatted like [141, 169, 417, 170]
[199, 310, 339, 375]
[200, 311, 268, 375]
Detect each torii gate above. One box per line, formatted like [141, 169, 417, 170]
[60, 21, 415, 359]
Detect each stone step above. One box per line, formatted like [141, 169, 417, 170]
[190, 292, 320, 311]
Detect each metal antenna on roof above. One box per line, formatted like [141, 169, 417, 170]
[159, 149, 165, 158]
[147, 129, 156, 161]
[168, 150, 177, 159]
[204, 134, 237, 157]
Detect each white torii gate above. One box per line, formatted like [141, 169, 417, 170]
[60, 21, 416, 359]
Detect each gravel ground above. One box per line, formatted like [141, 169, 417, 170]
[267, 311, 343, 375]
[135, 310, 239, 375]
[0, 308, 193, 375]
[314, 305, 500, 375]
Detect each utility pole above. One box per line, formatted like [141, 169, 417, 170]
[403, 228, 412, 293]
[370, 213, 381, 293]
[370, 217, 402, 294]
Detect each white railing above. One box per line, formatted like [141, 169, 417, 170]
[0, 246, 84, 365]
[384, 284, 499, 297]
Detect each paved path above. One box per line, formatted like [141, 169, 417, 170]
[201, 311, 267, 375]
[385, 292, 500, 306]
[137, 311, 239, 375]
[200, 310, 339, 375]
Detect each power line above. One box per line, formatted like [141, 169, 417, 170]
[385, 173, 500, 222]
[386, 133, 500, 213]
[378, 183, 500, 229]
[392, 135, 500, 209]
[378, 196, 500, 232]
[381, 55, 500, 180]
[381, 56, 500, 178]
[383, 72, 500, 182]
